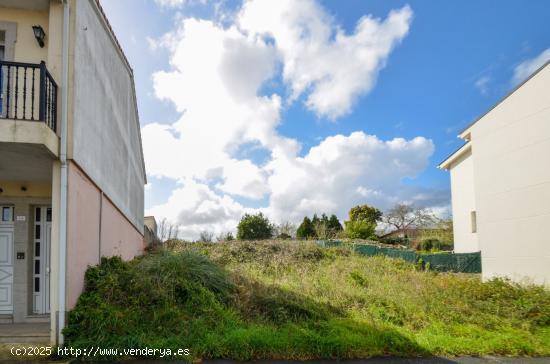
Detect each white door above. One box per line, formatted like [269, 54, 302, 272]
[0, 206, 14, 315]
[33, 206, 51, 314]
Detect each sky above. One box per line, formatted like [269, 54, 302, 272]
[100, 0, 550, 239]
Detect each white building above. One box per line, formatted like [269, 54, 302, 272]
[440, 60, 550, 286]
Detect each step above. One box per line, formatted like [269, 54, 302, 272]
[0, 323, 50, 344]
[24, 315, 50, 324]
[0, 315, 13, 324]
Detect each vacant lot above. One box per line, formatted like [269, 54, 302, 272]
[65, 240, 550, 361]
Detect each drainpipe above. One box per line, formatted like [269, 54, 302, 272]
[58, 0, 70, 346]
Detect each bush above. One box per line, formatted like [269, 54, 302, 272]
[344, 220, 376, 239]
[236, 212, 274, 240]
[417, 238, 442, 251]
[296, 216, 315, 239]
[380, 236, 409, 245]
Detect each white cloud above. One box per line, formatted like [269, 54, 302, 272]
[474, 75, 490, 95]
[155, 0, 186, 8]
[513, 48, 550, 84]
[142, 1, 445, 240]
[265, 132, 439, 223]
[238, 1, 413, 119]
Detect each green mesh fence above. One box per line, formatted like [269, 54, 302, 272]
[317, 240, 481, 273]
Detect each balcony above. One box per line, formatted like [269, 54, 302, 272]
[0, 60, 58, 132]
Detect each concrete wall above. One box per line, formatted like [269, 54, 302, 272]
[467, 64, 550, 285]
[71, 0, 145, 234]
[66, 161, 143, 309]
[448, 148, 479, 253]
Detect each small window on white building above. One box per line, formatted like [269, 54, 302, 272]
[470, 211, 477, 233]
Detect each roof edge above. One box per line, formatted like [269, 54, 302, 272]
[459, 59, 550, 136]
[438, 142, 471, 170]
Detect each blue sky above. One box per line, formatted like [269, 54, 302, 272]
[101, 0, 550, 238]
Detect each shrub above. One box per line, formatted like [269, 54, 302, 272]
[296, 216, 315, 239]
[236, 212, 274, 240]
[417, 238, 442, 251]
[344, 220, 376, 239]
[380, 236, 409, 245]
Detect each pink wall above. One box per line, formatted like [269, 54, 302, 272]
[66, 162, 101, 309]
[66, 161, 144, 309]
[100, 193, 145, 261]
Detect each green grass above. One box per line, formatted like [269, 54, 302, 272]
[64, 240, 550, 361]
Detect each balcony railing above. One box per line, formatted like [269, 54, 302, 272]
[0, 60, 58, 132]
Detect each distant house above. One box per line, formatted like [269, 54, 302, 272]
[144, 216, 160, 247]
[439, 61, 550, 286]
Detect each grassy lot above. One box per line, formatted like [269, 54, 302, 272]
[64, 240, 550, 361]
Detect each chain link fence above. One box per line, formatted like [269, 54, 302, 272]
[317, 240, 481, 273]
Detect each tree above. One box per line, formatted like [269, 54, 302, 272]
[275, 221, 296, 239]
[348, 204, 382, 224]
[383, 203, 436, 239]
[236, 212, 274, 240]
[199, 230, 214, 242]
[296, 216, 315, 239]
[216, 232, 235, 242]
[344, 220, 376, 239]
[327, 214, 343, 233]
[157, 218, 181, 242]
[344, 204, 381, 239]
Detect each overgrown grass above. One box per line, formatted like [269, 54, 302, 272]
[65, 240, 550, 361]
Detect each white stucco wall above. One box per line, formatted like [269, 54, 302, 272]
[71, 0, 145, 233]
[448, 148, 479, 253]
[467, 63, 550, 285]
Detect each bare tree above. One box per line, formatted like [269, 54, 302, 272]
[275, 221, 297, 239]
[157, 218, 168, 242]
[383, 204, 436, 238]
[199, 230, 214, 242]
[156, 218, 181, 242]
[216, 232, 234, 242]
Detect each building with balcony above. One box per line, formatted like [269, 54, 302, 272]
[439, 61, 550, 286]
[0, 0, 146, 344]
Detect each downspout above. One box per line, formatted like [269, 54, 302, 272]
[58, 0, 70, 346]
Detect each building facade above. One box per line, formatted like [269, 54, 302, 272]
[0, 0, 146, 344]
[440, 61, 550, 286]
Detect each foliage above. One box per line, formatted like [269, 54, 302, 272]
[380, 236, 409, 245]
[344, 220, 376, 239]
[327, 214, 343, 232]
[236, 213, 274, 240]
[416, 218, 454, 249]
[344, 204, 381, 239]
[216, 232, 235, 242]
[348, 204, 383, 224]
[296, 216, 316, 239]
[275, 221, 297, 239]
[66, 241, 550, 361]
[417, 238, 443, 252]
[297, 214, 343, 239]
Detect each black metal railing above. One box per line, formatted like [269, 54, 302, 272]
[0, 60, 58, 132]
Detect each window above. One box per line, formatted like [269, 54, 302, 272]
[470, 211, 477, 233]
[2, 206, 13, 222]
[0, 30, 5, 61]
